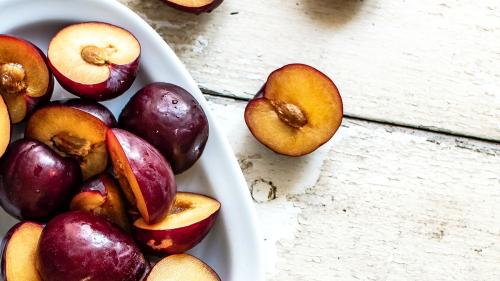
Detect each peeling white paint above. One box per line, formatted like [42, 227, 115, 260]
[206, 96, 500, 281]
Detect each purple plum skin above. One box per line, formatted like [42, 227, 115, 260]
[119, 82, 209, 174]
[133, 208, 219, 255]
[78, 173, 109, 194]
[0, 139, 81, 221]
[37, 211, 148, 281]
[110, 128, 177, 224]
[52, 99, 117, 127]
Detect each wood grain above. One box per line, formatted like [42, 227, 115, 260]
[120, 0, 500, 141]
[206, 95, 500, 281]
[116, 0, 500, 278]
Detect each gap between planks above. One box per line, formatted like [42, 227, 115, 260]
[201, 88, 500, 145]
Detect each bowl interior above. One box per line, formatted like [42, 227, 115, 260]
[2, 19, 233, 278]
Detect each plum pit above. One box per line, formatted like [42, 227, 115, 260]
[81, 45, 117, 66]
[0, 63, 27, 94]
[169, 200, 193, 215]
[51, 132, 93, 159]
[270, 100, 307, 128]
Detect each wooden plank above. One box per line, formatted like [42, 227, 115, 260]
[120, 0, 500, 141]
[205, 95, 500, 280]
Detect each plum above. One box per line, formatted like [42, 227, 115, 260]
[48, 22, 140, 101]
[1, 222, 43, 281]
[70, 173, 130, 231]
[146, 254, 220, 281]
[0, 96, 9, 158]
[107, 128, 177, 224]
[119, 83, 209, 174]
[161, 0, 223, 15]
[37, 211, 148, 281]
[0, 139, 81, 221]
[52, 99, 117, 127]
[133, 192, 220, 255]
[25, 105, 109, 179]
[245, 64, 343, 156]
[0, 35, 53, 124]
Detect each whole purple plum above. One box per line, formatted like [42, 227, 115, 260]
[119, 82, 209, 174]
[37, 211, 148, 281]
[0, 139, 81, 221]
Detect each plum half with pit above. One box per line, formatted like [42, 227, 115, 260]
[107, 128, 177, 224]
[0, 35, 53, 123]
[0, 139, 81, 221]
[1, 222, 44, 281]
[119, 83, 209, 174]
[37, 211, 148, 281]
[245, 64, 343, 156]
[48, 22, 140, 101]
[25, 105, 109, 179]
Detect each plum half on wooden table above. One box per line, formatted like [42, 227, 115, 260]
[245, 64, 343, 156]
[0, 35, 53, 124]
[48, 22, 140, 101]
[161, 0, 223, 14]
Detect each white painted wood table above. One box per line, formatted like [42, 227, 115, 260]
[120, 0, 500, 280]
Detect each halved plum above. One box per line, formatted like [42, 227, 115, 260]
[25, 105, 109, 179]
[0, 139, 81, 221]
[107, 128, 176, 224]
[133, 192, 220, 255]
[1, 222, 43, 281]
[146, 254, 220, 281]
[245, 64, 343, 156]
[48, 22, 140, 101]
[52, 98, 117, 127]
[0, 35, 53, 123]
[0, 96, 9, 158]
[37, 211, 148, 281]
[70, 173, 130, 231]
[162, 0, 223, 14]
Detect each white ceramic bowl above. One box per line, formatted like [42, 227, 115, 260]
[0, 0, 264, 280]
